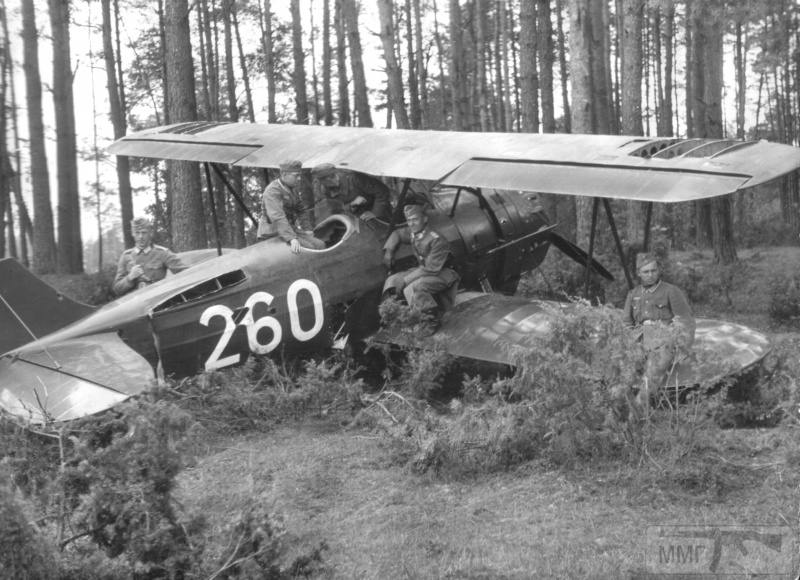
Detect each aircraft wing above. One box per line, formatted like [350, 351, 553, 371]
[0, 333, 153, 425]
[109, 122, 800, 202]
[374, 293, 770, 387]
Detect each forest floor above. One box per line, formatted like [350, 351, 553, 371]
[169, 246, 800, 579]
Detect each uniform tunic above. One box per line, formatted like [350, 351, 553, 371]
[383, 226, 459, 311]
[257, 178, 324, 250]
[113, 245, 187, 296]
[623, 280, 695, 342]
[315, 172, 392, 222]
[623, 280, 695, 388]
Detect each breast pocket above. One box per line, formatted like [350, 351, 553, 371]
[654, 302, 672, 320]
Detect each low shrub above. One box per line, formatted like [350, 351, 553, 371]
[211, 505, 327, 579]
[42, 266, 117, 306]
[767, 274, 800, 326]
[0, 470, 58, 580]
[159, 356, 366, 434]
[373, 300, 748, 483]
[59, 399, 203, 578]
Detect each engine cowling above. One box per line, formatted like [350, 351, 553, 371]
[427, 188, 551, 294]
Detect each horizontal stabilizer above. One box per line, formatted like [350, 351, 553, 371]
[0, 259, 95, 354]
[0, 333, 153, 424]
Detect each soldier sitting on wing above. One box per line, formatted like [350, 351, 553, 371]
[382, 203, 459, 333]
[258, 159, 326, 253]
[622, 252, 695, 408]
[311, 163, 393, 223]
[113, 217, 188, 296]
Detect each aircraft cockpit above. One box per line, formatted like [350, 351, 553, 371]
[307, 214, 357, 251]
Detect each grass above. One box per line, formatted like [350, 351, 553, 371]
[177, 420, 800, 579]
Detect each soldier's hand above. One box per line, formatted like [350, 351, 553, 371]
[290, 238, 301, 254]
[127, 264, 144, 282]
[358, 210, 376, 222]
[350, 195, 367, 209]
[383, 250, 394, 269]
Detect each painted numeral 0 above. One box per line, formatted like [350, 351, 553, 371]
[200, 279, 324, 371]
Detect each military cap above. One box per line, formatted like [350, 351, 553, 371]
[131, 217, 153, 231]
[403, 204, 426, 220]
[311, 163, 337, 178]
[279, 159, 303, 173]
[636, 252, 659, 270]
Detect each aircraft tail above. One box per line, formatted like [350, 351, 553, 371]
[0, 258, 95, 354]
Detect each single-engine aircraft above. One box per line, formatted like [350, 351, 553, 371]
[1, 122, 798, 424]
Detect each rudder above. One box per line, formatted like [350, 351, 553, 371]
[0, 258, 95, 354]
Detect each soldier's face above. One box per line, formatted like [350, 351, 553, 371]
[321, 174, 340, 191]
[407, 214, 427, 233]
[282, 170, 301, 187]
[638, 263, 660, 287]
[133, 227, 153, 249]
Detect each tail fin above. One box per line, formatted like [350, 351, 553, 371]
[0, 258, 95, 354]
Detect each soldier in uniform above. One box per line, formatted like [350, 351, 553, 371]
[623, 252, 695, 406]
[257, 160, 326, 253]
[113, 217, 188, 296]
[382, 204, 459, 332]
[310, 163, 393, 222]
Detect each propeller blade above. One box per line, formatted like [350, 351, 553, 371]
[548, 232, 615, 281]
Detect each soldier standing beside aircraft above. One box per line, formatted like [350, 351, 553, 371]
[310, 163, 393, 222]
[258, 160, 326, 253]
[623, 253, 695, 407]
[382, 204, 460, 332]
[113, 217, 188, 296]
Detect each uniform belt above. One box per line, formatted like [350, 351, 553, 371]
[642, 319, 668, 326]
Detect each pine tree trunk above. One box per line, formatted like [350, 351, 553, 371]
[658, 0, 674, 137]
[233, 6, 256, 124]
[555, 0, 571, 132]
[432, 0, 448, 126]
[342, 0, 372, 126]
[4, 4, 32, 265]
[322, 0, 333, 125]
[377, 0, 410, 128]
[620, 0, 643, 247]
[165, 0, 207, 251]
[519, 0, 540, 132]
[290, 0, 309, 124]
[258, 0, 277, 122]
[49, 0, 83, 273]
[102, 0, 134, 249]
[538, 0, 556, 133]
[405, 0, 421, 128]
[334, 0, 350, 125]
[413, 0, 427, 128]
[474, 0, 490, 131]
[449, 0, 469, 130]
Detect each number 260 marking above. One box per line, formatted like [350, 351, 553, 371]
[199, 278, 324, 371]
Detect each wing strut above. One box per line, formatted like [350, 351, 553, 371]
[642, 202, 654, 252]
[602, 198, 634, 289]
[585, 198, 601, 298]
[210, 163, 258, 227]
[203, 163, 223, 256]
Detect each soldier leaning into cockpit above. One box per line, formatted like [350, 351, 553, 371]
[258, 160, 326, 253]
[311, 163, 393, 223]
